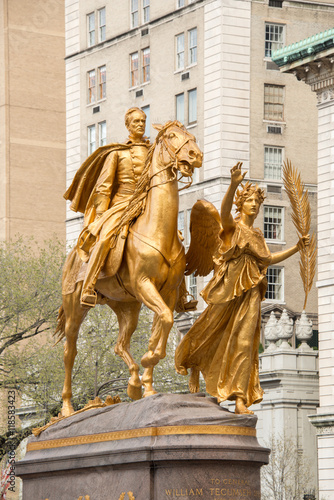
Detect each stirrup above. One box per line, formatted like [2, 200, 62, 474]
[183, 298, 198, 312]
[81, 288, 97, 308]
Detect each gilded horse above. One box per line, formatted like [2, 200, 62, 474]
[56, 121, 203, 416]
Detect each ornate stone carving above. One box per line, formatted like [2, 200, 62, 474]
[264, 311, 279, 351]
[296, 310, 313, 351]
[277, 309, 293, 349]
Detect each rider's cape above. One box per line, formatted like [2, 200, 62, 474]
[64, 143, 131, 215]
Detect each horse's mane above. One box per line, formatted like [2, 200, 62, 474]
[111, 120, 184, 243]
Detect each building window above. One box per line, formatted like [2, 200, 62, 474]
[141, 105, 150, 138]
[99, 121, 107, 146]
[142, 47, 150, 83]
[177, 0, 185, 6]
[264, 146, 283, 180]
[131, 0, 139, 28]
[130, 52, 139, 87]
[265, 267, 283, 301]
[188, 28, 197, 65]
[264, 84, 284, 121]
[188, 274, 197, 300]
[188, 88, 197, 124]
[88, 125, 96, 155]
[176, 93, 185, 124]
[98, 66, 106, 100]
[88, 70, 96, 104]
[265, 23, 284, 58]
[176, 33, 185, 70]
[87, 12, 95, 47]
[98, 7, 106, 42]
[264, 206, 283, 241]
[143, 0, 150, 23]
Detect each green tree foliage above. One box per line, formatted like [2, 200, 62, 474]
[0, 238, 65, 391]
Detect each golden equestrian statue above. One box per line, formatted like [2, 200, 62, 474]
[175, 162, 310, 415]
[55, 116, 202, 416]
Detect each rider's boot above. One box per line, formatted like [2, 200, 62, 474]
[80, 240, 108, 308]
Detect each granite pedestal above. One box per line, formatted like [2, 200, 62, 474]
[16, 393, 270, 500]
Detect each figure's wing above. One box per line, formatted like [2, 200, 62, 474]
[185, 199, 222, 277]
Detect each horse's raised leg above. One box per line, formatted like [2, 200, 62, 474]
[108, 299, 142, 400]
[61, 283, 88, 416]
[137, 284, 178, 397]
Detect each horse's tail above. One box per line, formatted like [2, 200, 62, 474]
[53, 247, 82, 345]
[53, 305, 66, 345]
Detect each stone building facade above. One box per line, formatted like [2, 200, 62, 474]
[0, 0, 66, 244]
[273, 28, 334, 499]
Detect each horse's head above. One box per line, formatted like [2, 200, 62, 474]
[153, 121, 203, 178]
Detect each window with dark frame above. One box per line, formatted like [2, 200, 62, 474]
[264, 206, 283, 240]
[265, 23, 284, 58]
[265, 267, 283, 301]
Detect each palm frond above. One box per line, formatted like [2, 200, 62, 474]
[282, 160, 317, 309]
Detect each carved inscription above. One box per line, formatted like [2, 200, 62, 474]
[165, 488, 203, 496]
[163, 478, 261, 499]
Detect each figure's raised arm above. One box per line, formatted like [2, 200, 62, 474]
[221, 162, 246, 231]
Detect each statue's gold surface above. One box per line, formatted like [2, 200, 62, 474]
[282, 160, 316, 310]
[175, 163, 309, 415]
[56, 114, 202, 416]
[27, 424, 256, 452]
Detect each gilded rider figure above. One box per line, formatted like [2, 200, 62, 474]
[65, 107, 151, 307]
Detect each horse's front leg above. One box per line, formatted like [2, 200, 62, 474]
[61, 285, 87, 416]
[137, 282, 177, 397]
[108, 299, 142, 400]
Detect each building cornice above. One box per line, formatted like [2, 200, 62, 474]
[272, 28, 334, 68]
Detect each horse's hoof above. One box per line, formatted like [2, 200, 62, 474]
[143, 389, 157, 398]
[127, 382, 142, 401]
[141, 351, 159, 368]
[61, 402, 75, 417]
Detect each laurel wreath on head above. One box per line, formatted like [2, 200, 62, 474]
[282, 160, 317, 310]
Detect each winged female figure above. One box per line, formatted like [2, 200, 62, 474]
[175, 162, 309, 415]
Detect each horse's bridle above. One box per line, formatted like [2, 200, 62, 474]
[148, 131, 194, 191]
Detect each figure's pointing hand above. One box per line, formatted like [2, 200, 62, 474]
[230, 162, 246, 185]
